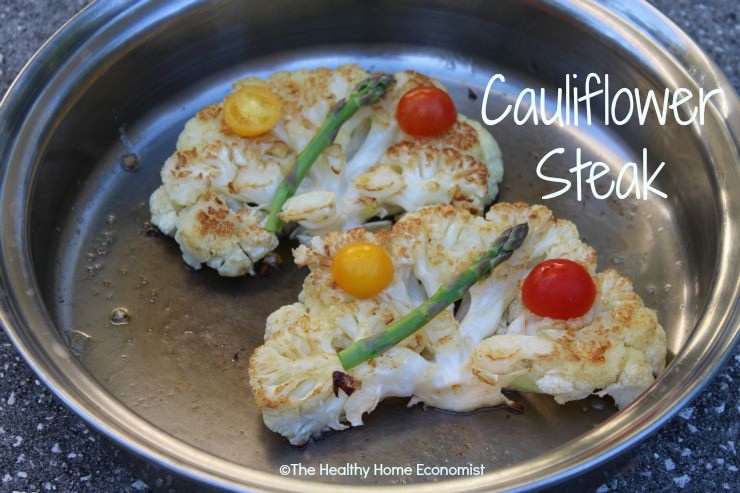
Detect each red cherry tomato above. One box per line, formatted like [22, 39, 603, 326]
[521, 259, 596, 320]
[396, 86, 457, 138]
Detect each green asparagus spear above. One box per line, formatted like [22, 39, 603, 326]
[265, 73, 396, 233]
[337, 223, 529, 370]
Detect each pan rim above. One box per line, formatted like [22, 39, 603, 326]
[0, 0, 738, 491]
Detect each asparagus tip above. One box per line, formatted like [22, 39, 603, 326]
[502, 222, 529, 252]
[354, 73, 396, 106]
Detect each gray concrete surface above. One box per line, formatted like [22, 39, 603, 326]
[0, 1, 738, 492]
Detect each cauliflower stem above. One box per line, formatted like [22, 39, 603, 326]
[338, 222, 529, 369]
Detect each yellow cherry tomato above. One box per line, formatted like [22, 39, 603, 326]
[223, 85, 282, 137]
[331, 242, 394, 298]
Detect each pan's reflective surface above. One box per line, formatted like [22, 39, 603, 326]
[1, 1, 738, 491]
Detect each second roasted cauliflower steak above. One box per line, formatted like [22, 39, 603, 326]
[249, 203, 667, 446]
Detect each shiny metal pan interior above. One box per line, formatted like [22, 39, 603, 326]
[0, 0, 738, 491]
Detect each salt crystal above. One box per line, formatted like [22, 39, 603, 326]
[681, 448, 691, 457]
[16, 471, 27, 478]
[596, 484, 609, 493]
[12, 436, 22, 447]
[51, 443, 61, 454]
[687, 424, 698, 433]
[714, 402, 726, 414]
[665, 458, 675, 471]
[678, 407, 694, 420]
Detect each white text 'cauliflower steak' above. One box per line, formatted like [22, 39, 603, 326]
[249, 203, 666, 445]
[149, 65, 503, 276]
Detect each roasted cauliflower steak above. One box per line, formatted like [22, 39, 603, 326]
[248, 203, 666, 445]
[150, 65, 503, 276]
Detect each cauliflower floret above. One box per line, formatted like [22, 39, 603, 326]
[354, 135, 493, 217]
[150, 65, 504, 276]
[249, 306, 349, 445]
[249, 203, 667, 445]
[149, 186, 178, 235]
[172, 192, 278, 277]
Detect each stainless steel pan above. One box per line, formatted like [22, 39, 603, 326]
[0, 0, 738, 491]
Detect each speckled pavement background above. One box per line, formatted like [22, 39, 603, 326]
[0, 1, 738, 492]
